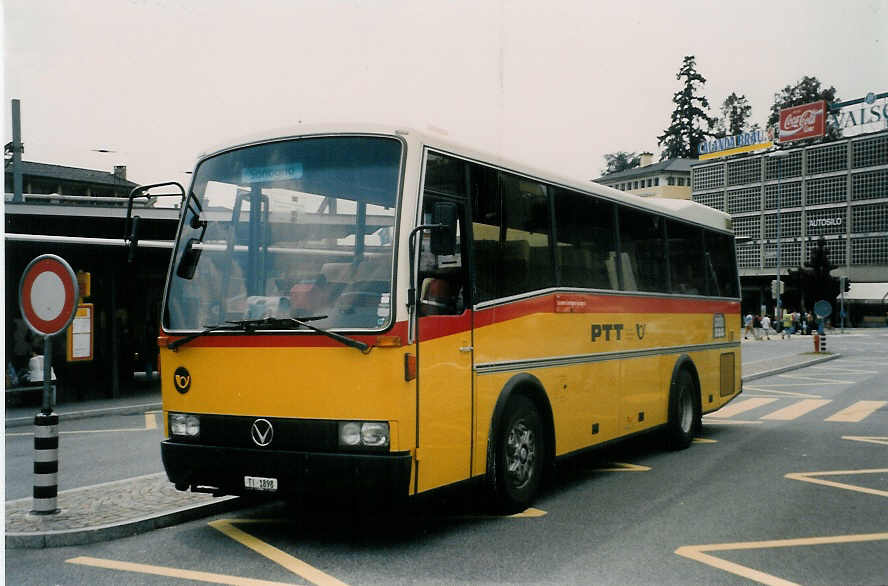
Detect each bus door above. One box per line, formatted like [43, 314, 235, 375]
[415, 194, 473, 493]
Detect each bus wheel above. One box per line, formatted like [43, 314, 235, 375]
[490, 394, 543, 514]
[666, 368, 698, 450]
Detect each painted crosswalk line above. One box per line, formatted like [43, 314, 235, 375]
[825, 401, 887, 422]
[760, 399, 832, 420]
[707, 398, 777, 418]
[67, 556, 297, 585]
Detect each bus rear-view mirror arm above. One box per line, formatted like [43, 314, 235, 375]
[125, 182, 187, 263]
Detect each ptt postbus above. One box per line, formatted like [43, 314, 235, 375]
[151, 125, 741, 512]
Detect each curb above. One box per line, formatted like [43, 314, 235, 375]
[4, 401, 162, 429]
[6, 495, 241, 549]
[741, 352, 841, 383]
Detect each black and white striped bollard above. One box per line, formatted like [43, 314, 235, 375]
[32, 411, 59, 515]
[821, 330, 827, 353]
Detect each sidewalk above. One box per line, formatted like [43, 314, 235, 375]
[5, 347, 843, 549]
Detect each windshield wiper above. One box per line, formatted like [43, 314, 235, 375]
[232, 317, 371, 353]
[167, 322, 245, 351]
[167, 316, 370, 353]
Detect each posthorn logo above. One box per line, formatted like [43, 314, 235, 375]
[173, 367, 191, 394]
[250, 419, 274, 447]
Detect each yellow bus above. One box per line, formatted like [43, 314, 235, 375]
[156, 125, 741, 512]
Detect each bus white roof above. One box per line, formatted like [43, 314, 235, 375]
[195, 123, 733, 233]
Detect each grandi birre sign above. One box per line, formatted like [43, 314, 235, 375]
[698, 129, 773, 160]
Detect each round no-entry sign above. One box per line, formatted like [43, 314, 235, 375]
[19, 254, 79, 336]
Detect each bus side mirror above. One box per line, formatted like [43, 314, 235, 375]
[430, 201, 457, 255]
[176, 238, 202, 279]
[127, 216, 141, 263]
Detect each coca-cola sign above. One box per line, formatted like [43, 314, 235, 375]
[778, 100, 826, 142]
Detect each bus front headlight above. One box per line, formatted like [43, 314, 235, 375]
[170, 413, 200, 437]
[338, 421, 389, 448]
[360, 422, 389, 447]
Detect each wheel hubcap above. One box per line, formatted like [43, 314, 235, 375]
[506, 421, 536, 489]
[679, 386, 694, 433]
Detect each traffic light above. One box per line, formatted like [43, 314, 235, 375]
[770, 279, 784, 299]
[843, 276, 851, 293]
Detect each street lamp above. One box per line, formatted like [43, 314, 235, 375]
[769, 149, 789, 321]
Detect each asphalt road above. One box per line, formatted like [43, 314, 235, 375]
[6, 330, 887, 585]
[5, 412, 165, 501]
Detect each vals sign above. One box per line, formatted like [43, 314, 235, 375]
[778, 100, 826, 142]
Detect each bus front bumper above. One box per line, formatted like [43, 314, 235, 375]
[161, 440, 412, 501]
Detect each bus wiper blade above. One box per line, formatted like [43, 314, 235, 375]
[167, 322, 244, 351]
[229, 316, 371, 353]
[226, 316, 327, 332]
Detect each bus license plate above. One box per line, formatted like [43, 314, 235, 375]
[244, 476, 278, 492]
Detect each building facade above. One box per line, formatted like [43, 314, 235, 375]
[594, 153, 694, 199]
[5, 162, 179, 402]
[691, 130, 888, 323]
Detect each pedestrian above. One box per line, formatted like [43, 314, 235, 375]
[753, 314, 762, 340]
[782, 310, 793, 339]
[744, 313, 753, 339]
[761, 314, 772, 340]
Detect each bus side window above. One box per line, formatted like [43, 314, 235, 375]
[418, 198, 466, 316]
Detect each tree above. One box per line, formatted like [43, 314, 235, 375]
[767, 76, 840, 140]
[786, 237, 840, 313]
[711, 93, 756, 138]
[602, 151, 641, 175]
[658, 55, 714, 160]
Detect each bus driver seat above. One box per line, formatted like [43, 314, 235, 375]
[419, 277, 459, 316]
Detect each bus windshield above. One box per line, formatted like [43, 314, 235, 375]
[164, 135, 402, 332]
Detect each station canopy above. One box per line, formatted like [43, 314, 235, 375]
[845, 282, 888, 304]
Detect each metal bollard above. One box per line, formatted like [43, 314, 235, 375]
[32, 411, 60, 514]
[813, 332, 820, 353]
[821, 331, 827, 353]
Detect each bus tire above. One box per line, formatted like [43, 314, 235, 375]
[489, 394, 544, 514]
[665, 368, 698, 451]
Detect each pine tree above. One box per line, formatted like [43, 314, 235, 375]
[786, 237, 840, 312]
[657, 56, 714, 160]
[718, 93, 755, 137]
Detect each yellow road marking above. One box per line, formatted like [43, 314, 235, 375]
[593, 462, 651, 472]
[66, 556, 297, 585]
[843, 435, 888, 446]
[702, 419, 763, 425]
[7, 411, 159, 437]
[209, 520, 349, 586]
[742, 386, 822, 398]
[826, 401, 887, 422]
[760, 399, 831, 421]
[692, 438, 717, 443]
[807, 366, 878, 374]
[706, 397, 777, 418]
[785, 468, 888, 498]
[777, 374, 854, 384]
[509, 507, 547, 518]
[676, 532, 888, 586]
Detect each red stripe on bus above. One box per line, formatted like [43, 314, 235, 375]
[473, 292, 739, 328]
[417, 310, 472, 341]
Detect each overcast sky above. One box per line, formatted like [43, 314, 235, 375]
[3, 0, 885, 188]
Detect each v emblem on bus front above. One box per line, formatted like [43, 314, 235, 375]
[636, 323, 646, 340]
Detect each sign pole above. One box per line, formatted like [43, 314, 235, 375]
[19, 254, 78, 516]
